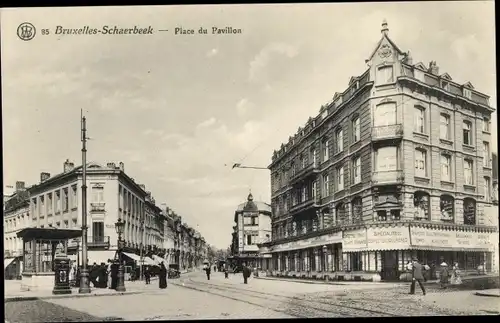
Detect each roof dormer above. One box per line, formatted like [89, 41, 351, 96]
[463, 81, 475, 90]
[413, 62, 427, 71]
[440, 73, 453, 81]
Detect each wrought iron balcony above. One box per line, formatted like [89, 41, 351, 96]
[289, 163, 319, 184]
[335, 217, 364, 226]
[372, 170, 404, 185]
[371, 124, 403, 141]
[90, 202, 106, 212]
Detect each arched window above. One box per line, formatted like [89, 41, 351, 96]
[463, 198, 476, 225]
[322, 209, 332, 228]
[336, 203, 347, 225]
[351, 197, 363, 223]
[292, 221, 297, 236]
[414, 191, 430, 220]
[440, 195, 454, 221]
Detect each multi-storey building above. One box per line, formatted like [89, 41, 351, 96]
[230, 193, 272, 268]
[27, 159, 166, 266]
[262, 21, 498, 281]
[4, 181, 30, 279]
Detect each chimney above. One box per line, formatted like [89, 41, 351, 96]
[428, 61, 439, 75]
[15, 181, 25, 192]
[119, 162, 124, 172]
[40, 172, 51, 182]
[63, 159, 74, 172]
[381, 19, 389, 36]
[107, 162, 116, 169]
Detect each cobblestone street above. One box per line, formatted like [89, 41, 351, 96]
[6, 272, 498, 321]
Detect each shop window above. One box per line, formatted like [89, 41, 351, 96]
[351, 198, 363, 223]
[413, 191, 430, 220]
[463, 198, 476, 225]
[390, 210, 401, 221]
[377, 210, 387, 221]
[440, 195, 454, 222]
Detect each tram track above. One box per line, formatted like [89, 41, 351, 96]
[173, 278, 399, 317]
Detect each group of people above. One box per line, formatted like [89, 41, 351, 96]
[69, 260, 168, 290]
[408, 257, 463, 295]
[203, 262, 252, 284]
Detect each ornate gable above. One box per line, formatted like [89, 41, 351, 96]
[366, 20, 405, 63]
[463, 81, 475, 89]
[440, 73, 452, 81]
[413, 62, 427, 71]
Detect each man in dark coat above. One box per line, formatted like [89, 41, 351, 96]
[159, 262, 167, 289]
[205, 265, 211, 280]
[410, 257, 426, 295]
[242, 263, 251, 284]
[110, 262, 118, 290]
[144, 267, 151, 284]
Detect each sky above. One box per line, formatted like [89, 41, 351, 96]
[1, 2, 496, 249]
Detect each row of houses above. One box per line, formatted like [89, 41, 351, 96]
[4, 159, 209, 279]
[254, 21, 499, 281]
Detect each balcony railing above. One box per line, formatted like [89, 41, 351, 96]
[335, 217, 364, 226]
[290, 198, 315, 213]
[372, 170, 404, 185]
[68, 236, 110, 248]
[90, 202, 105, 212]
[371, 124, 403, 141]
[290, 163, 319, 183]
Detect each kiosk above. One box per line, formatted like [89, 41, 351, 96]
[17, 228, 82, 293]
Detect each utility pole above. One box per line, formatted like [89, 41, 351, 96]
[79, 110, 91, 294]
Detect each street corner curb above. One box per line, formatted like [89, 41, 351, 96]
[474, 291, 500, 298]
[4, 290, 144, 302]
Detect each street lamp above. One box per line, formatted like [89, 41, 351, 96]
[322, 245, 328, 272]
[115, 218, 126, 292]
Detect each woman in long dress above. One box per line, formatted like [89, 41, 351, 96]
[159, 262, 167, 289]
[450, 262, 462, 285]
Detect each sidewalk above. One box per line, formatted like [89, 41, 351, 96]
[475, 289, 500, 297]
[255, 275, 406, 287]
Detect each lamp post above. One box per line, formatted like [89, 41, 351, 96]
[79, 112, 91, 294]
[322, 245, 327, 273]
[115, 218, 126, 292]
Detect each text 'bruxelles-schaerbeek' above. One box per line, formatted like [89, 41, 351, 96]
[54, 25, 154, 35]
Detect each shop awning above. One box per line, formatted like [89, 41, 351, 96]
[143, 257, 156, 266]
[4, 257, 15, 269]
[152, 255, 168, 266]
[86, 250, 117, 265]
[409, 246, 492, 252]
[123, 252, 141, 262]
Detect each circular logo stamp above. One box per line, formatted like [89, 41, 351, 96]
[17, 22, 36, 41]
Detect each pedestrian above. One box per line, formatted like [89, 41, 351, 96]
[205, 264, 211, 280]
[242, 263, 251, 284]
[98, 263, 107, 288]
[159, 262, 168, 289]
[107, 260, 113, 289]
[224, 264, 229, 279]
[144, 267, 151, 284]
[214, 265, 217, 272]
[439, 262, 449, 289]
[450, 262, 462, 285]
[409, 257, 426, 295]
[110, 261, 118, 290]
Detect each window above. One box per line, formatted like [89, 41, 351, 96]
[414, 192, 430, 220]
[440, 155, 451, 181]
[47, 193, 53, 214]
[335, 129, 343, 153]
[337, 166, 344, 191]
[375, 146, 398, 171]
[483, 117, 491, 132]
[440, 195, 454, 221]
[374, 103, 397, 127]
[440, 114, 450, 140]
[251, 217, 258, 225]
[352, 117, 360, 142]
[464, 159, 474, 185]
[377, 65, 394, 85]
[62, 188, 69, 212]
[463, 198, 476, 225]
[414, 106, 425, 133]
[441, 80, 449, 91]
[322, 140, 329, 162]
[463, 88, 472, 99]
[336, 203, 347, 224]
[483, 142, 490, 167]
[71, 185, 77, 209]
[312, 181, 317, 200]
[91, 186, 104, 203]
[301, 186, 307, 202]
[92, 222, 104, 243]
[301, 156, 307, 169]
[484, 177, 491, 202]
[55, 191, 61, 213]
[353, 157, 361, 184]
[463, 121, 472, 145]
[312, 149, 318, 166]
[351, 198, 363, 223]
[247, 235, 252, 245]
[414, 149, 427, 177]
[323, 174, 330, 197]
[39, 196, 45, 216]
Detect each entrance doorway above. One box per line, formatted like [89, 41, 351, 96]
[381, 251, 399, 281]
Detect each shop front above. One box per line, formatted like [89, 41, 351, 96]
[269, 230, 343, 279]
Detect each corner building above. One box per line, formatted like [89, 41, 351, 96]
[263, 21, 498, 281]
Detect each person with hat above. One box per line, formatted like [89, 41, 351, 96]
[439, 262, 449, 289]
[409, 257, 426, 295]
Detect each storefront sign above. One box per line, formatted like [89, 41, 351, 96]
[270, 232, 342, 253]
[410, 227, 496, 251]
[366, 226, 410, 250]
[342, 229, 367, 251]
